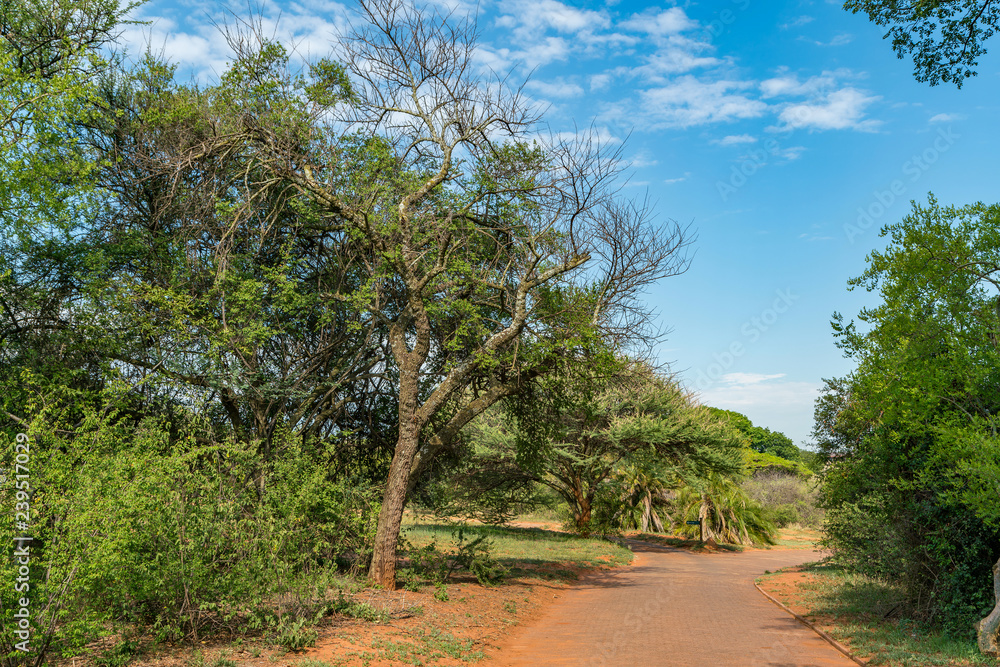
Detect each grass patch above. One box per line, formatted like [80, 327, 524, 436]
[370, 626, 485, 664]
[771, 525, 822, 549]
[401, 522, 633, 582]
[758, 561, 996, 666]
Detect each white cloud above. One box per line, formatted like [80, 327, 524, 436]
[621, 7, 695, 36]
[777, 145, 806, 160]
[714, 134, 757, 146]
[696, 373, 822, 445]
[640, 77, 767, 128]
[776, 87, 881, 131]
[547, 126, 622, 147]
[809, 33, 853, 47]
[779, 15, 815, 30]
[637, 42, 720, 77]
[720, 372, 785, 386]
[496, 0, 609, 35]
[930, 112, 964, 123]
[664, 171, 691, 184]
[526, 78, 584, 98]
[590, 73, 612, 91]
[628, 153, 659, 168]
[760, 73, 836, 98]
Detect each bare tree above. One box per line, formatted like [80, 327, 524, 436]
[202, 0, 693, 588]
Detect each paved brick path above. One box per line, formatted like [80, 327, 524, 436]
[487, 542, 856, 667]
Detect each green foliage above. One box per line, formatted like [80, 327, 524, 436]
[844, 0, 1000, 88]
[743, 449, 813, 478]
[330, 592, 390, 623]
[708, 407, 804, 462]
[510, 357, 745, 535]
[742, 470, 824, 528]
[93, 640, 140, 667]
[674, 474, 778, 546]
[275, 615, 320, 652]
[0, 376, 378, 662]
[416, 406, 546, 524]
[401, 528, 507, 587]
[818, 195, 1000, 637]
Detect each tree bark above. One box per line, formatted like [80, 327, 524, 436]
[368, 314, 427, 589]
[571, 481, 592, 535]
[976, 555, 1000, 657]
[367, 424, 419, 589]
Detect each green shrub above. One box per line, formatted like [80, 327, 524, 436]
[275, 616, 319, 652]
[402, 528, 507, 587]
[743, 450, 813, 478]
[766, 505, 801, 528]
[742, 470, 824, 528]
[0, 380, 379, 663]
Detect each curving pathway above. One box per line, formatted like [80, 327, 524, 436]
[487, 542, 856, 667]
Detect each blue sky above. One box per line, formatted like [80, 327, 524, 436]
[122, 0, 1000, 447]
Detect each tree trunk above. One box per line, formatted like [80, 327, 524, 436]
[367, 424, 419, 589]
[571, 482, 592, 535]
[368, 337, 424, 590]
[698, 494, 710, 542]
[976, 555, 1000, 657]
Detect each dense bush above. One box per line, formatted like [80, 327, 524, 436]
[0, 384, 379, 663]
[820, 463, 1000, 637]
[741, 470, 824, 528]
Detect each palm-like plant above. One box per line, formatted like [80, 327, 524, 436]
[606, 458, 678, 533]
[675, 473, 777, 546]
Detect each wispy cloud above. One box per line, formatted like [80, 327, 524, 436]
[620, 7, 696, 36]
[640, 77, 767, 128]
[779, 15, 815, 30]
[495, 0, 609, 36]
[698, 373, 821, 409]
[930, 112, 965, 123]
[714, 134, 758, 146]
[774, 87, 881, 132]
[809, 33, 853, 47]
[526, 78, 585, 98]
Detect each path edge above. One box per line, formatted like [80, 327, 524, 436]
[753, 580, 868, 666]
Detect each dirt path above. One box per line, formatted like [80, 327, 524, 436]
[485, 541, 856, 667]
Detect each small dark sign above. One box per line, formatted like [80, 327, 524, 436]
[685, 520, 701, 525]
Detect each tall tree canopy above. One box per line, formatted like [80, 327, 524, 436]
[2, 0, 690, 590]
[844, 0, 1000, 87]
[818, 195, 1000, 653]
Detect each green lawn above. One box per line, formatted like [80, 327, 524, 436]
[401, 521, 633, 581]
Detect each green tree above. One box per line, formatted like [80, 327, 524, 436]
[675, 473, 777, 546]
[844, 0, 1000, 87]
[511, 358, 745, 535]
[213, 0, 690, 587]
[2, 0, 689, 591]
[707, 407, 801, 462]
[821, 195, 1000, 652]
[748, 426, 799, 461]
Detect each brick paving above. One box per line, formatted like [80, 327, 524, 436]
[487, 542, 856, 667]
